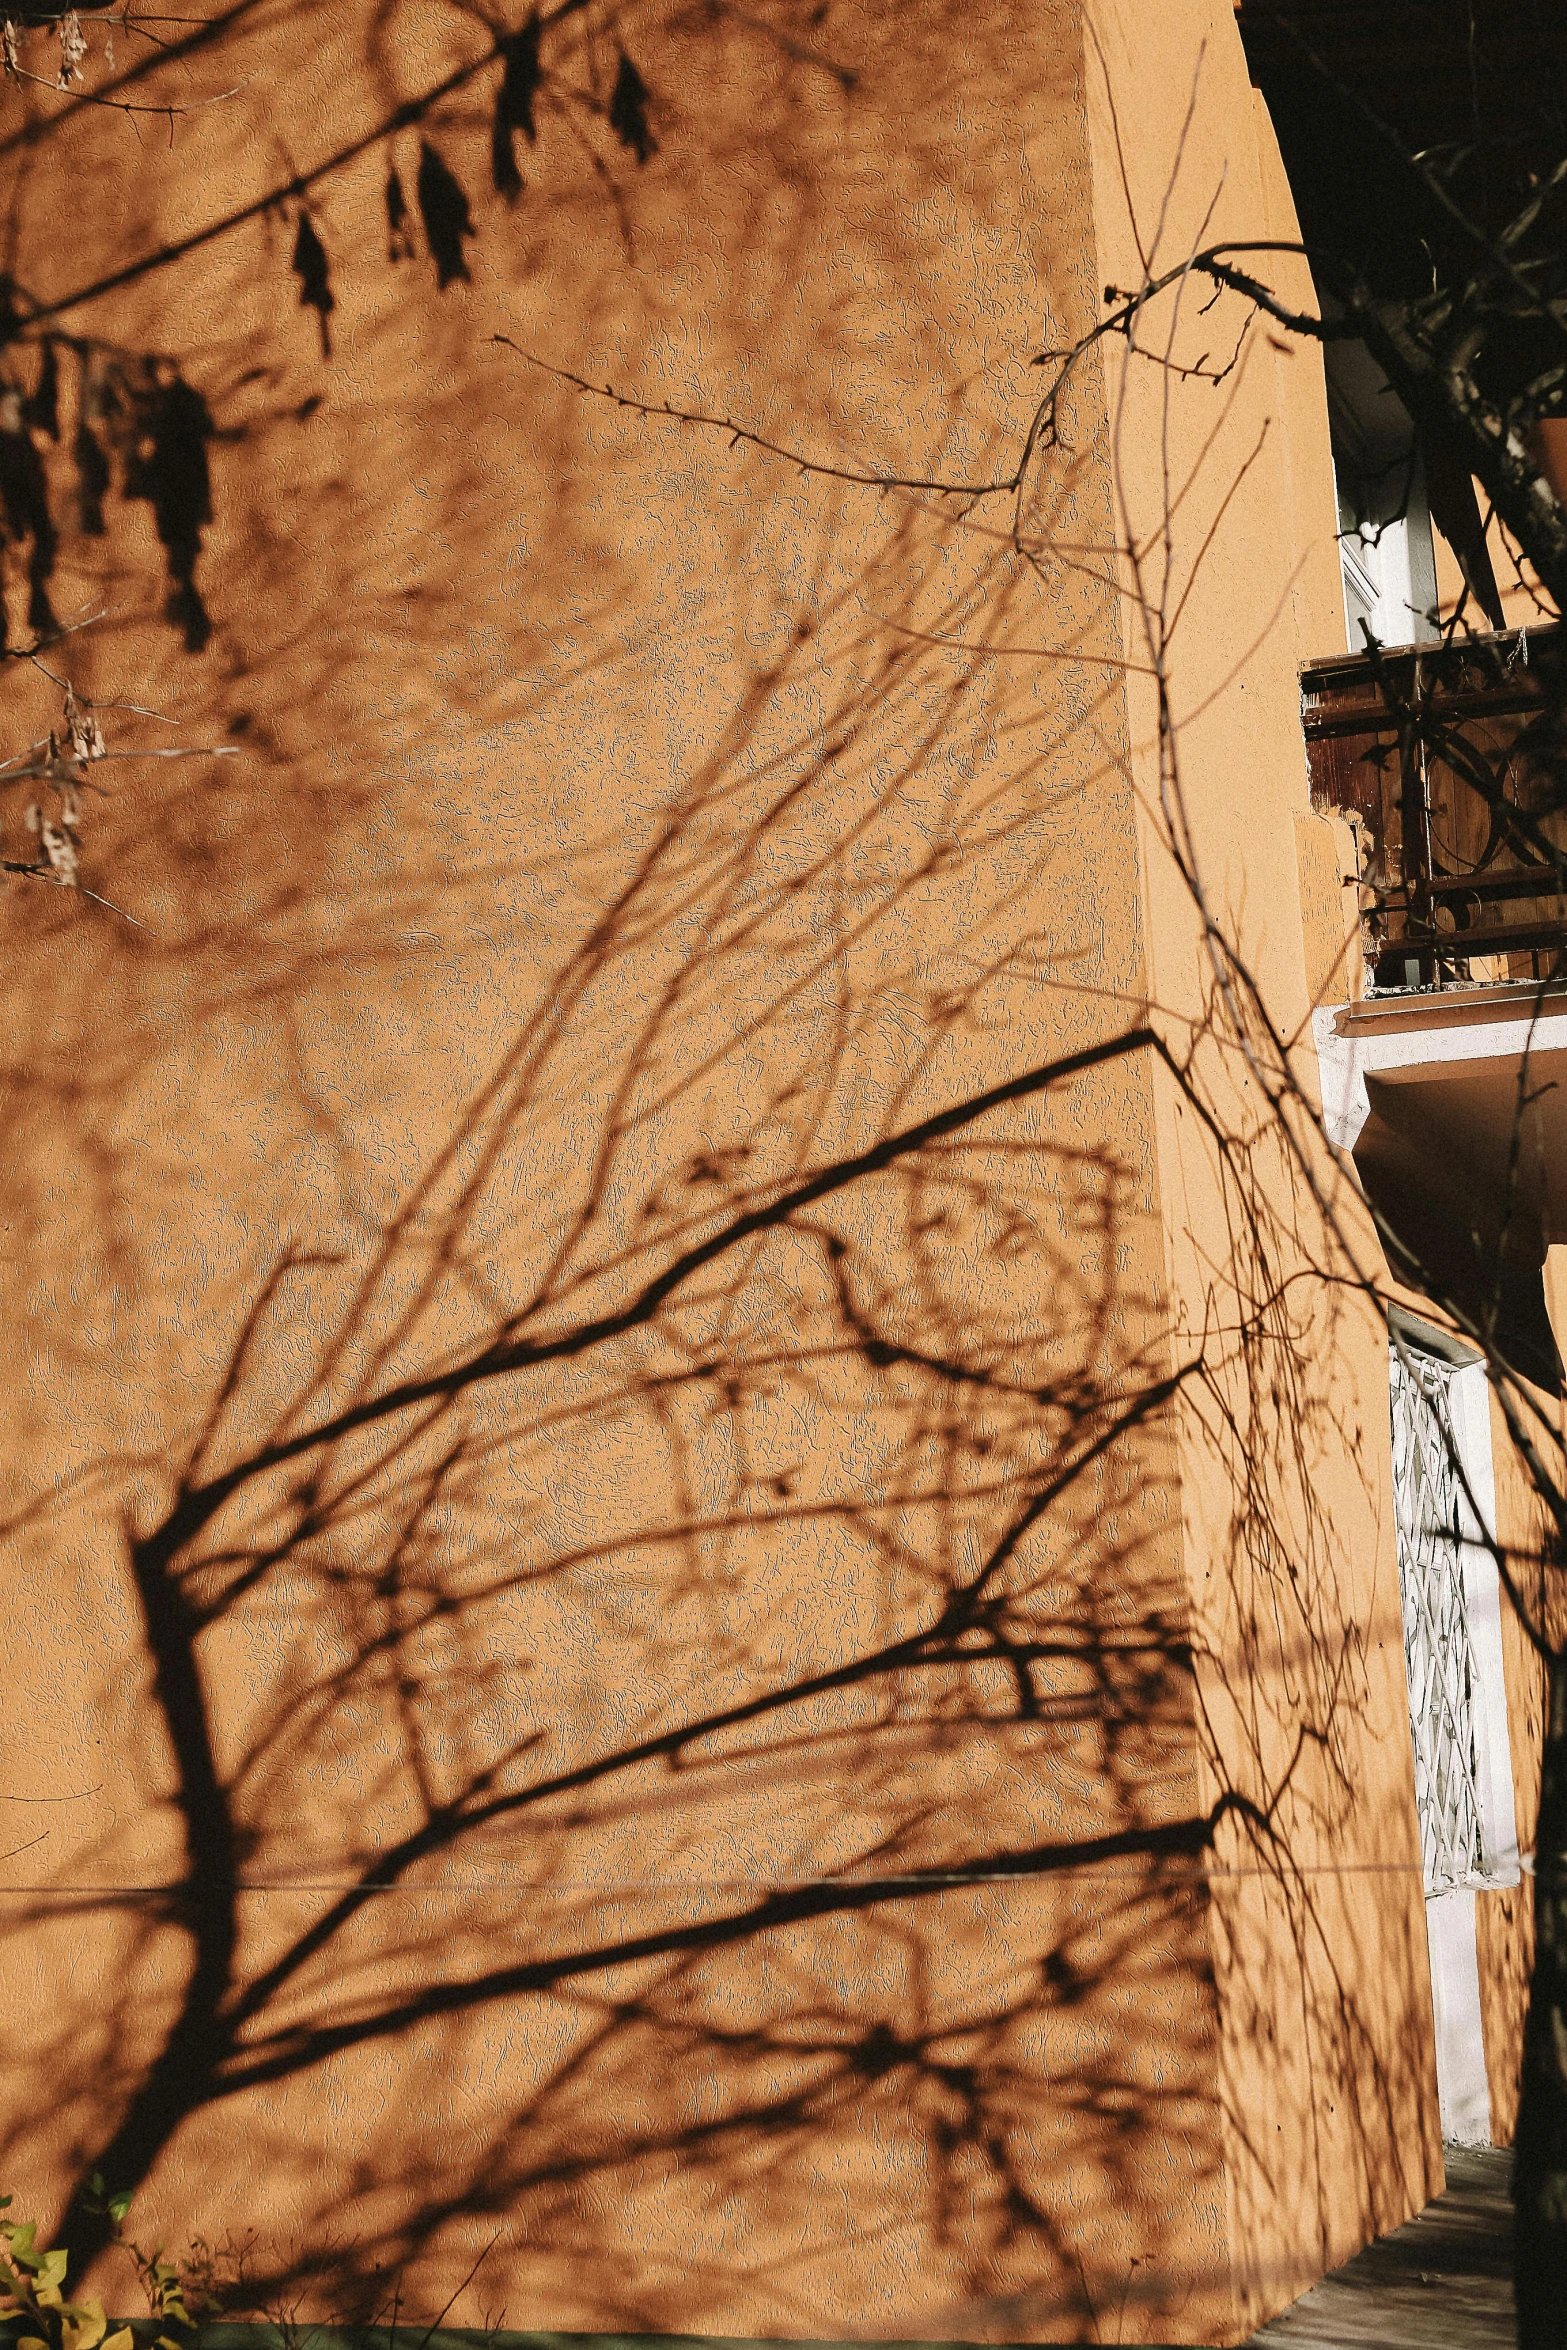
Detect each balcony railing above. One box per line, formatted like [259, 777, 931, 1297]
[1303, 623, 1567, 992]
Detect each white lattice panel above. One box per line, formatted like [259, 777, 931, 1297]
[1389, 1345, 1485, 1895]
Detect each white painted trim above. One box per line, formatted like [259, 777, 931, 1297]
[1313, 997, 1567, 1152]
[1425, 1887, 1491, 2145]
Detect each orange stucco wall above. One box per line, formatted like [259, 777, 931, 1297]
[0, 2, 1462, 2341]
[1478, 1302, 1564, 2141]
[1082, 11, 1452, 2330]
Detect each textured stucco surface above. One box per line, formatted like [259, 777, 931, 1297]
[0, 0, 1513, 2341]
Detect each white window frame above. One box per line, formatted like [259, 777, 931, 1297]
[1325, 331, 1441, 652]
[1388, 1307, 1520, 1893]
[1387, 1306, 1520, 2145]
[1335, 456, 1440, 654]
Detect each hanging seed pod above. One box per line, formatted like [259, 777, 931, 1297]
[291, 213, 335, 358]
[491, 15, 542, 200]
[416, 143, 476, 289]
[609, 52, 657, 166]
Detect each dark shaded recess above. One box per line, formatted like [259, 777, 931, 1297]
[1240, 1, 1567, 293]
[492, 15, 542, 201]
[1358, 1103, 1563, 1395]
[0, 422, 59, 642]
[416, 143, 475, 289]
[24, 341, 58, 440]
[385, 165, 414, 263]
[291, 213, 335, 360]
[609, 50, 657, 166]
[1239, 0, 1567, 625]
[124, 370, 214, 654]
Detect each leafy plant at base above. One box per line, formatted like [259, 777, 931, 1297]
[0, 2184, 199, 2350]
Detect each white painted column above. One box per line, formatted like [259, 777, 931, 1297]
[1425, 1888, 1491, 2145]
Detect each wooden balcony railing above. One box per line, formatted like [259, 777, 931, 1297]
[1303, 624, 1567, 992]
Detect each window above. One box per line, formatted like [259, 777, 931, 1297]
[1326, 337, 1440, 652]
[1389, 1342, 1485, 1891]
[1386, 1313, 1520, 1896]
[1387, 1314, 1522, 2142]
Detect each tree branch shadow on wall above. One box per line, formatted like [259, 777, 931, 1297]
[0, 3, 1447, 2336]
[0, 549, 1431, 2334]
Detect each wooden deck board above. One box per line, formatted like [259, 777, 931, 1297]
[1248, 2148, 1515, 2348]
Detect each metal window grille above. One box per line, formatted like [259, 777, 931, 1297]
[1388, 1344, 1486, 1894]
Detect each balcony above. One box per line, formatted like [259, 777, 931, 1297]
[1303, 623, 1567, 993]
[1305, 625, 1567, 1387]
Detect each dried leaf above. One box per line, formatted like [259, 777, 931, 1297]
[491, 16, 541, 201]
[25, 804, 77, 887]
[2, 23, 19, 80]
[64, 687, 105, 763]
[416, 142, 475, 289]
[290, 212, 335, 359]
[609, 51, 657, 166]
[496, 16, 541, 138]
[57, 9, 85, 86]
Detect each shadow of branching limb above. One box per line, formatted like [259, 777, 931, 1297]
[0, 8, 1443, 2315]
[5, 921, 1385, 2325]
[53, 1013, 1183, 2251]
[0, 511, 1397, 2307]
